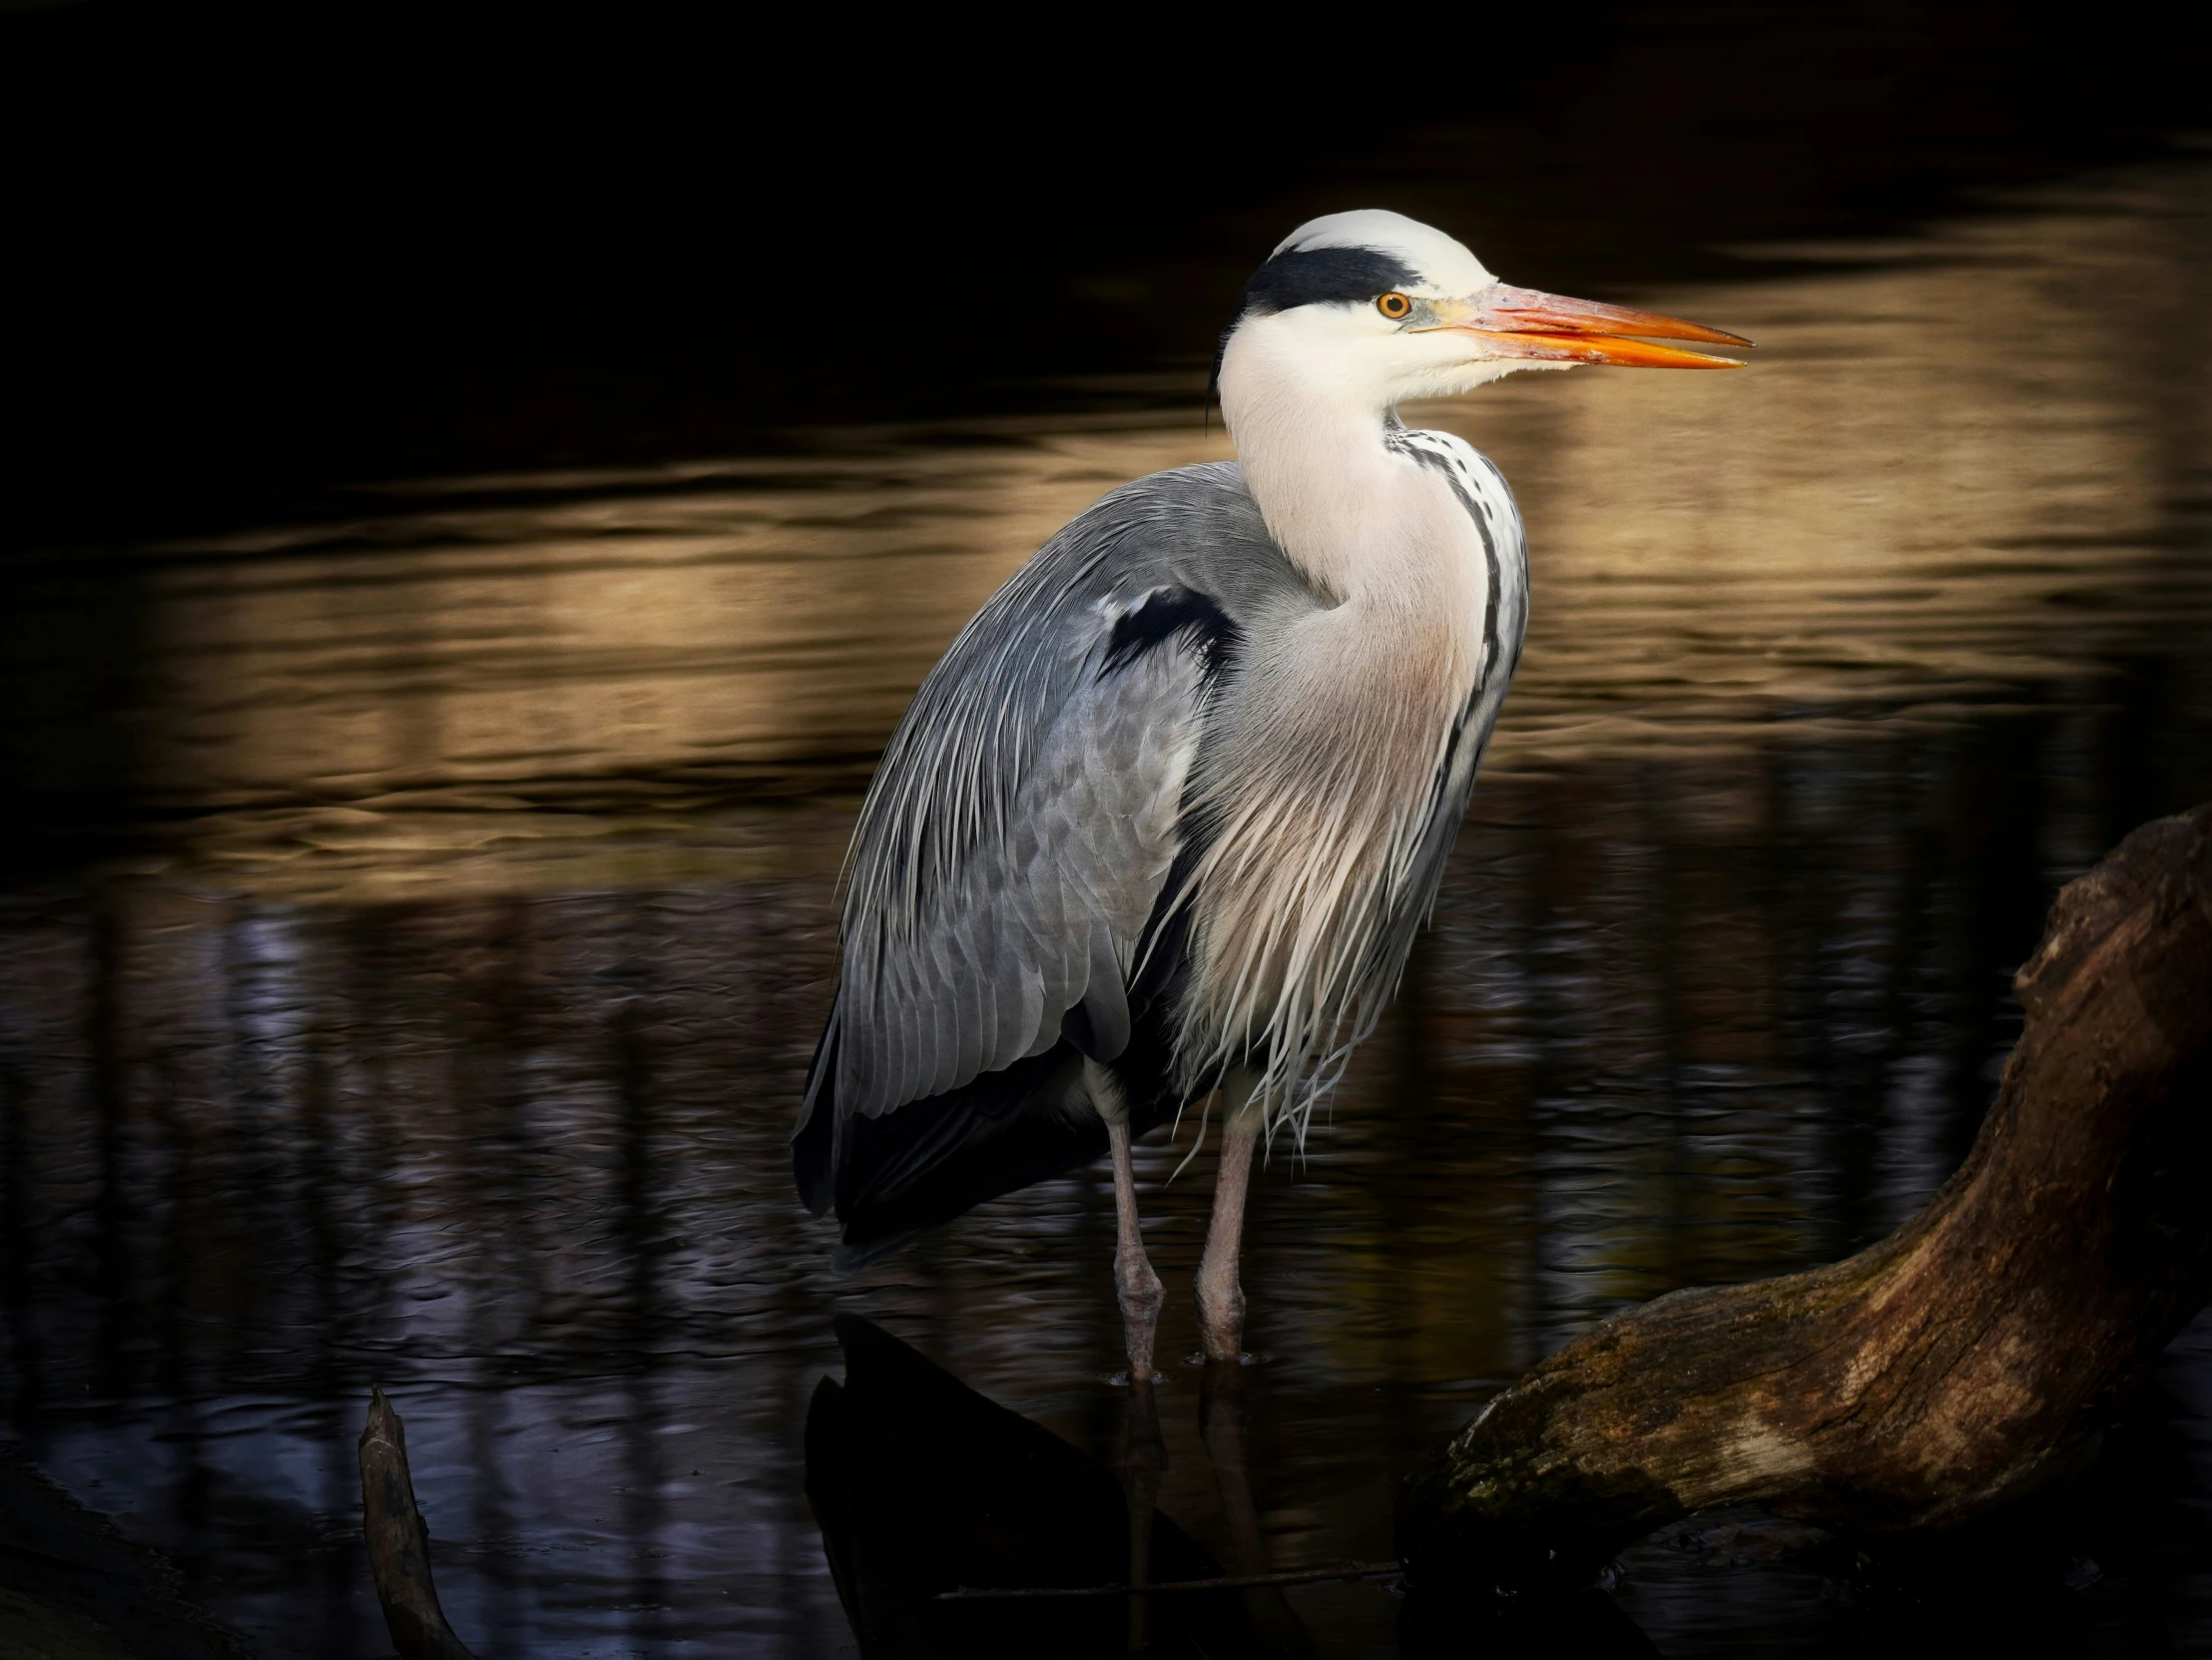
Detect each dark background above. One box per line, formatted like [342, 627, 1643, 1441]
[7, 0, 2211, 550]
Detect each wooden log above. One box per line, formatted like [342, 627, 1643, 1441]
[358, 1386, 477, 1660]
[1398, 803, 2212, 1593]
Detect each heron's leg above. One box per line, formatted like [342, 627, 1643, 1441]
[1093, 1062, 1163, 1381]
[1094, 1067, 1166, 1648]
[1196, 1078, 1264, 1364]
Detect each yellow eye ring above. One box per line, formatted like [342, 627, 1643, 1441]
[1378, 292, 1411, 319]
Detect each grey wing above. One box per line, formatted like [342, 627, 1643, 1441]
[821, 462, 1267, 1125]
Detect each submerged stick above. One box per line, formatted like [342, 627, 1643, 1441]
[358, 1385, 478, 1660]
[936, 1558, 1401, 1599]
[1399, 804, 2212, 1593]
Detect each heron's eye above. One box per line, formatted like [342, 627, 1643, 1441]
[1377, 292, 1412, 320]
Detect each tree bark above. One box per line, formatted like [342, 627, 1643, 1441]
[1398, 803, 2212, 1593]
[358, 1386, 477, 1660]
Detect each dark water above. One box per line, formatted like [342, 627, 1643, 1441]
[3, 157, 2212, 1655]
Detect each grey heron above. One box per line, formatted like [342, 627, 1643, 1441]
[794, 210, 1747, 1379]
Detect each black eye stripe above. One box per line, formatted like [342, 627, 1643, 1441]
[1236, 247, 1424, 318]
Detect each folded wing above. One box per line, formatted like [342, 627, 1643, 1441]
[794, 464, 1273, 1245]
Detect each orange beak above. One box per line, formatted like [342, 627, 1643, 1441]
[1439, 283, 1751, 368]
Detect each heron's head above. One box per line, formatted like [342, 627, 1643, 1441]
[1217, 209, 1747, 421]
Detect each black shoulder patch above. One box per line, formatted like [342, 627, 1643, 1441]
[1238, 246, 1422, 318]
[1100, 587, 1241, 683]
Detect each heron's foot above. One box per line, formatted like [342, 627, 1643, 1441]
[1196, 1268, 1246, 1365]
[1117, 1247, 1165, 1381]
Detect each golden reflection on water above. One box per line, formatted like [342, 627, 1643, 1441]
[71, 157, 2206, 902]
[1434, 170, 2210, 762]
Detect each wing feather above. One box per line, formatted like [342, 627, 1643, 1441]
[824, 466, 1263, 1124]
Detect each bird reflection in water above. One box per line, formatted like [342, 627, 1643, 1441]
[805, 1316, 1300, 1656]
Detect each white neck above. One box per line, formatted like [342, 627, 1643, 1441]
[1219, 313, 1428, 604]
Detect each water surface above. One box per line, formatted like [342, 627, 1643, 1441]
[3, 157, 2211, 1655]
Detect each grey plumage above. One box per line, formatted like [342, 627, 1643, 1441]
[833, 464, 1265, 1118]
[795, 448, 1526, 1262]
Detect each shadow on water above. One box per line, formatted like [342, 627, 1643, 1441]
[806, 1316, 1278, 1658]
[0, 1442, 253, 1658]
